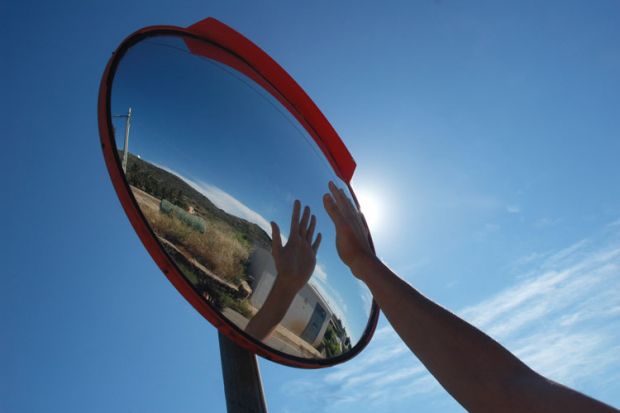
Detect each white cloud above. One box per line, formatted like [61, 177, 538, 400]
[285, 323, 432, 409]
[506, 205, 521, 214]
[306, 262, 363, 341]
[358, 279, 373, 313]
[152, 163, 273, 235]
[513, 331, 617, 386]
[608, 218, 620, 228]
[188, 179, 273, 236]
[312, 262, 328, 282]
[309, 270, 355, 339]
[424, 246, 614, 386]
[435, 193, 503, 212]
[534, 216, 560, 228]
[460, 237, 620, 386]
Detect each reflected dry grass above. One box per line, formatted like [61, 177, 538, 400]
[142, 205, 251, 283]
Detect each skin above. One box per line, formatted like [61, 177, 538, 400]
[245, 200, 321, 341]
[323, 181, 617, 413]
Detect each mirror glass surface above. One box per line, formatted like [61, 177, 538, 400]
[110, 34, 373, 360]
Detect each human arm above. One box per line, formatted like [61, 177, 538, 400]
[323, 181, 616, 413]
[245, 200, 322, 341]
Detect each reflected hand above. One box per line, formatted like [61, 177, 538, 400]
[245, 200, 321, 341]
[271, 200, 322, 294]
[323, 181, 375, 277]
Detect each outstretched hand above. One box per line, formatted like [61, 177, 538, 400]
[271, 200, 322, 294]
[323, 181, 375, 277]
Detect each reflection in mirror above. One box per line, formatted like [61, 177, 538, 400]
[110, 34, 372, 360]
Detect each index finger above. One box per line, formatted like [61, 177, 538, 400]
[323, 192, 351, 231]
[329, 181, 355, 217]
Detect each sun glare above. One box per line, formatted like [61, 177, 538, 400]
[354, 189, 382, 233]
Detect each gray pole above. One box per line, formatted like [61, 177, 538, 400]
[218, 332, 268, 413]
[121, 107, 132, 173]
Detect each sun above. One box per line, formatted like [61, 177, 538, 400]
[354, 188, 382, 234]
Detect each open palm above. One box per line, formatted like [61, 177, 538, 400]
[271, 200, 322, 294]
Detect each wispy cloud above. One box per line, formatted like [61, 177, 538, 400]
[280, 221, 620, 410]
[607, 218, 620, 228]
[462, 235, 620, 386]
[313, 263, 328, 283]
[188, 179, 273, 236]
[153, 163, 273, 235]
[434, 193, 502, 212]
[534, 216, 560, 228]
[309, 269, 357, 341]
[506, 205, 521, 214]
[282, 324, 439, 411]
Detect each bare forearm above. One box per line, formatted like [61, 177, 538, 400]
[353, 256, 616, 412]
[354, 257, 525, 410]
[323, 182, 615, 412]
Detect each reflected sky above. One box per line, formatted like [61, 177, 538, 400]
[111, 35, 372, 344]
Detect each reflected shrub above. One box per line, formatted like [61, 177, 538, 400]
[160, 199, 206, 233]
[142, 202, 251, 283]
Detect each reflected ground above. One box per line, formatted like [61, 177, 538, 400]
[111, 35, 372, 359]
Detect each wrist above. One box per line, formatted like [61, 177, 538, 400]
[349, 253, 382, 281]
[271, 274, 301, 301]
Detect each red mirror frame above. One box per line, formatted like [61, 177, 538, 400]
[97, 17, 379, 368]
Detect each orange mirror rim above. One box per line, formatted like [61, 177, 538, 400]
[97, 17, 380, 368]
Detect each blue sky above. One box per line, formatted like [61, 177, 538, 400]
[2, 1, 619, 412]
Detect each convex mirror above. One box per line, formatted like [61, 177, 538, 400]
[98, 18, 379, 367]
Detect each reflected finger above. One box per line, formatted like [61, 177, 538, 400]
[299, 205, 310, 237]
[312, 232, 322, 254]
[339, 188, 354, 211]
[338, 186, 368, 235]
[323, 193, 346, 228]
[329, 182, 350, 214]
[271, 221, 283, 258]
[336, 187, 358, 221]
[306, 214, 316, 241]
[290, 199, 301, 235]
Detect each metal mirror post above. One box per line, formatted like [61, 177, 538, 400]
[219, 332, 268, 413]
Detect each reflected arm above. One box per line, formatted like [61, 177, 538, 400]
[245, 275, 298, 341]
[323, 181, 616, 413]
[245, 201, 322, 341]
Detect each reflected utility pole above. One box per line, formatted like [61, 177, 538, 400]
[113, 107, 132, 172]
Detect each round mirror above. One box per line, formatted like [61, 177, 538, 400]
[98, 20, 378, 367]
